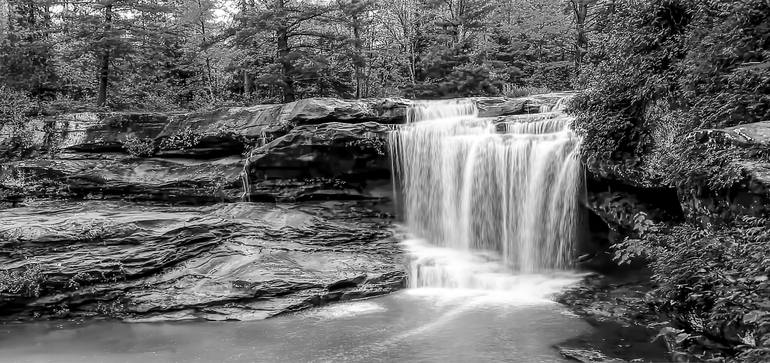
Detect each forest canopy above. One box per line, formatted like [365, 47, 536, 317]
[0, 0, 606, 110]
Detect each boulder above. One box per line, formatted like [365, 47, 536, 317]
[0, 201, 405, 321]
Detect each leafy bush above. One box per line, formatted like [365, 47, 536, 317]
[158, 127, 203, 151]
[345, 137, 387, 156]
[122, 136, 157, 157]
[0, 86, 37, 159]
[615, 216, 770, 362]
[0, 265, 43, 297]
[663, 136, 770, 191]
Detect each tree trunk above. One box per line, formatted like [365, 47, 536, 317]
[351, 0, 363, 98]
[0, 0, 10, 44]
[572, 0, 589, 68]
[197, 0, 215, 102]
[243, 70, 251, 100]
[275, 0, 295, 103]
[97, 3, 112, 107]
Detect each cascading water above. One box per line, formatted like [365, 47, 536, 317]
[390, 98, 583, 290]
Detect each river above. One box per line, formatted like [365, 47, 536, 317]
[1, 283, 594, 363]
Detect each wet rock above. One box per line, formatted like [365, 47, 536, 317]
[555, 273, 660, 328]
[243, 122, 392, 201]
[0, 201, 405, 321]
[278, 97, 411, 125]
[555, 273, 672, 362]
[476, 92, 575, 117]
[0, 153, 243, 203]
[556, 347, 626, 363]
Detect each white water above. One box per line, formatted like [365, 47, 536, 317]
[390, 98, 582, 289]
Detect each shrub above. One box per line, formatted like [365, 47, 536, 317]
[0, 86, 37, 159]
[0, 265, 43, 298]
[122, 136, 157, 157]
[345, 135, 387, 156]
[158, 127, 202, 151]
[615, 216, 770, 362]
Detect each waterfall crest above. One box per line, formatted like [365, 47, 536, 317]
[390, 98, 582, 289]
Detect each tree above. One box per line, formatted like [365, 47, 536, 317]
[232, 0, 351, 102]
[336, 0, 375, 98]
[0, 0, 59, 97]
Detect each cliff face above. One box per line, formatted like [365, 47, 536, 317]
[0, 93, 572, 204]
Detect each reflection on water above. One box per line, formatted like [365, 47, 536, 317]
[0, 289, 589, 363]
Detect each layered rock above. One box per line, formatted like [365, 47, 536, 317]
[1, 153, 243, 203]
[20, 94, 568, 153]
[243, 122, 391, 201]
[0, 200, 405, 321]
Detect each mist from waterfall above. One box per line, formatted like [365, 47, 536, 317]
[390, 99, 582, 289]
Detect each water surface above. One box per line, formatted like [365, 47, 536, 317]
[0, 288, 590, 363]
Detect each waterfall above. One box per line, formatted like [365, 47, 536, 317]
[390, 98, 582, 289]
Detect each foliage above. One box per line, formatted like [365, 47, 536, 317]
[502, 85, 551, 98]
[664, 136, 770, 191]
[0, 85, 36, 159]
[122, 136, 157, 158]
[0, 0, 594, 110]
[576, 4, 770, 360]
[0, 265, 43, 297]
[0, 85, 33, 126]
[158, 127, 203, 151]
[345, 137, 386, 156]
[573, 0, 770, 187]
[615, 216, 770, 362]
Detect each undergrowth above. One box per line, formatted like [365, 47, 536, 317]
[615, 215, 770, 362]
